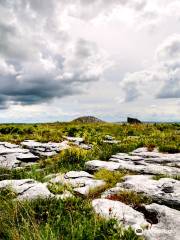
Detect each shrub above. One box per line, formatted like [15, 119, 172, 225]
[94, 169, 129, 187]
[159, 144, 180, 153]
[106, 190, 152, 208]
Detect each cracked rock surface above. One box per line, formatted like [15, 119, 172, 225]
[102, 175, 180, 208]
[92, 198, 149, 229]
[92, 199, 180, 240]
[46, 171, 106, 196]
[0, 179, 53, 200]
[86, 147, 180, 176]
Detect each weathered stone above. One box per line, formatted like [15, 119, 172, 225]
[103, 140, 120, 144]
[143, 203, 180, 240]
[78, 143, 92, 150]
[73, 178, 105, 195]
[47, 171, 106, 196]
[115, 175, 180, 208]
[35, 151, 57, 157]
[0, 155, 21, 169]
[64, 171, 93, 179]
[110, 154, 143, 161]
[0, 142, 19, 148]
[0, 145, 29, 155]
[92, 199, 180, 240]
[104, 135, 115, 141]
[0, 179, 53, 200]
[85, 160, 121, 171]
[21, 140, 69, 157]
[63, 136, 84, 143]
[16, 153, 39, 162]
[92, 199, 149, 229]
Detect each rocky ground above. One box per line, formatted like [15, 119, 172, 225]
[0, 137, 180, 240]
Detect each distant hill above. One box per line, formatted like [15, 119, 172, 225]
[71, 116, 105, 124]
[127, 117, 141, 124]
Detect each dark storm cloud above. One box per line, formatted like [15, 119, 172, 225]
[0, 0, 107, 108]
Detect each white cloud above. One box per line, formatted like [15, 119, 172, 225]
[0, 0, 180, 122]
[120, 34, 180, 102]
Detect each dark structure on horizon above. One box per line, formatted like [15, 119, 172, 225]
[127, 117, 141, 124]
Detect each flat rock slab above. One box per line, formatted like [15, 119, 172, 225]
[47, 171, 106, 196]
[103, 140, 120, 144]
[64, 171, 93, 179]
[63, 136, 84, 143]
[86, 147, 180, 176]
[0, 179, 53, 200]
[0, 142, 19, 148]
[92, 199, 149, 229]
[143, 203, 180, 240]
[0, 145, 29, 155]
[85, 160, 122, 171]
[16, 153, 39, 162]
[0, 152, 39, 169]
[0, 155, 22, 169]
[92, 199, 180, 240]
[21, 140, 69, 157]
[86, 159, 180, 176]
[131, 147, 180, 160]
[104, 175, 180, 208]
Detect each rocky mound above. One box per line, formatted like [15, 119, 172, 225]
[71, 116, 104, 124]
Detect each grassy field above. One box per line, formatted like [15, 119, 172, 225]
[0, 122, 179, 239]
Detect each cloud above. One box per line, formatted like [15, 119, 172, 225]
[0, 0, 110, 108]
[120, 34, 180, 101]
[66, 0, 147, 20]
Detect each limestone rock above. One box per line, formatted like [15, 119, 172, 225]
[103, 140, 120, 144]
[92, 199, 149, 229]
[16, 152, 39, 162]
[0, 179, 53, 200]
[63, 136, 84, 143]
[21, 140, 69, 157]
[85, 160, 121, 171]
[0, 155, 21, 169]
[144, 203, 180, 240]
[0, 145, 29, 155]
[47, 171, 106, 196]
[64, 171, 93, 179]
[92, 199, 180, 240]
[116, 175, 180, 208]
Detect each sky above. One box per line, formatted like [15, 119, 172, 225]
[0, 0, 180, 122]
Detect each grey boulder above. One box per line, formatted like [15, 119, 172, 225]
[0, 179, 53, 200]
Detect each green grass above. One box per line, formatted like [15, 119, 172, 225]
[0, 122, 180, 239]
[0, 195, 143, 240]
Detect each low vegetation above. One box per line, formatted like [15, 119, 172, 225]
[0, 195, 143, 240]
[153, 174, 180, 181]
[94, 169, 130, 188]
[106, 190, 152, 208]
[0, 121, 179, 239]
